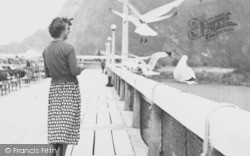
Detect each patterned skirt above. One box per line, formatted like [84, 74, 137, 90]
[47, 81, 81, 145]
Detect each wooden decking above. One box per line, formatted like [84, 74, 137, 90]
[0, 69, 143, 156]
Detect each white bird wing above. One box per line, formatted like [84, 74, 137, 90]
[147, 52, 168, 71]
[142, 0, 184, 22]
[145, 12, 176, 23]
[174, 65, 196, 82]
[126, 2, 143, 20]
[135, 25, 158, 36]
[116, 0, 142, 20]
[111, 9, 140, 27]
[180, 67, 196, 80]
[137, 61, 160, 76]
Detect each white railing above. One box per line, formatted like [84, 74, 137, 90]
[107, 64, 250, 156]
[76, 55, 123, 60]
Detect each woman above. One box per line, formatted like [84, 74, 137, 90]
[42, 17, 84, 156]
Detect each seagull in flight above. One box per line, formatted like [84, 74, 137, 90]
[201, 52, 211, 57]
[173, 55, 197, 86]
[123, 52, 173, 76]
[110, 0, 184, 43]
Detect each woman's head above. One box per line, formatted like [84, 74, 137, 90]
[48, 17, 73, 40]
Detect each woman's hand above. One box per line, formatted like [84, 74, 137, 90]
[79, 64, 85, 71]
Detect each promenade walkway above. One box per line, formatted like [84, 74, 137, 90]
[0, 69, 146, 156]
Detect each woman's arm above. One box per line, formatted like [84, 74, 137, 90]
[42, 51, 50, 78]
[67, 46, 82, 76]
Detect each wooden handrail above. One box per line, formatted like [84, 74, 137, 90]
[107, 65, 250, 156]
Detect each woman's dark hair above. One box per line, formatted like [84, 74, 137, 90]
[48, 17, 73, 38]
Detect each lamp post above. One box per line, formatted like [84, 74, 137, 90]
[122, 0, 129, 60]
[111, 24, 117, 64]
[105, 42, 110, 65]
[107, 37, 112, 64]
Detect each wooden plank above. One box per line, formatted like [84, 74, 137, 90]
[81, 101, 89, 112]
[98, 97, 106, 103]
[0, 127, 11, 141]
[82, 124, 128, 131]
[107, 101, 117, 111]
[87, 100, 98, 111]
[97, 99, 108, 112]
[98, 91, 107, 101]
[71, 130, 94, 156]
[112, 130, 134, 156]
[17, 127, 45, 144]
[83, 112, 97, 125]
[106, 88, 114, 101]
[97, 112, 111, 125]
[110, 112, 123, 125]
[98, 96, 107, 103]
[0, 128, 27, 144]
[95, 130, 114, 155]
[65, 145, 74, 156]
[34, 128, 47, 144]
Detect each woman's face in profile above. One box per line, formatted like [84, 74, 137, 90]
[62, 23, 70, 40]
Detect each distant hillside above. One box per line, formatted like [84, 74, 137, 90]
[1, 0, 250, 75]
[0, 29, 51, 54]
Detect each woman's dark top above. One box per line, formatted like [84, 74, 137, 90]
[42, 40, 81, 84]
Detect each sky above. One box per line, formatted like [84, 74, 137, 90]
[0, 0, 69, 46]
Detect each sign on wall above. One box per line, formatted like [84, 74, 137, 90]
[188, 12, 237, 40]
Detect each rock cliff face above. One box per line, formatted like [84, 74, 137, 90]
[1, 0, 250, 73]
[65, 0, 250, 72]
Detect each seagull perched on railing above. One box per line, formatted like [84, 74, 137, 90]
[173, 55, 197, 85]
[110, 0, 184, 43]
[123, 52, 173, 76]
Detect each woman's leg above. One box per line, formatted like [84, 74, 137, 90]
[50, 144, 60, 156]
[58, 144, 68, 156]
[63, 144, 68, 156]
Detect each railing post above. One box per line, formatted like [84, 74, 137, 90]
[148, 104, 162, 156]
[114, 74, 117, 91]
[111, 73, 115, 86]
[120, 80, 125, 101]
[124, 82, 131, 111]
[117, 77, 121, 95]
[115, 75, 119, 92]
[132, 89, 140, 128]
